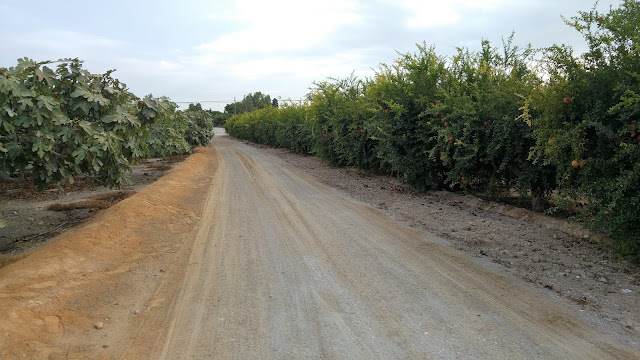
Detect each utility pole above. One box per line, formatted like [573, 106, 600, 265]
[234, 97, 237, 115]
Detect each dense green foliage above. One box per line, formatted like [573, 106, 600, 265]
[227, 104, 313, 154]
[207, 109, 231, 127]
[227, 1, 640, 260]
[147, 102, 215, 158]
[527, 0, 640, 257]
[0, 58, 214, 188]
[224, 92, 274, 115]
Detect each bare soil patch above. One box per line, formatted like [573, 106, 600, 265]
[241, 140, 640, 336]
[0, 136, 637, 358]
[46, 191, 135, 211]
[0, 147, 217, 359]
[0, 155, 186, 265]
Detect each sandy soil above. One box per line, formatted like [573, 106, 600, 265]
[249, 142, 640, 336]
[0, 147, 219, 359]
[0, 133, 638, 359]
[0, 156, 185, 260]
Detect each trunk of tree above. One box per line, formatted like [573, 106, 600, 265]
[531, 193, 545, 212]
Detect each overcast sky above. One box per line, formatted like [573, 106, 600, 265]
[0, 0, 618, 111]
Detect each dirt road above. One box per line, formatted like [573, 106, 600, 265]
[1, 134, 638, 358]
[160, 135, 637, 359]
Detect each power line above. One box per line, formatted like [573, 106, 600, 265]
[174, 100, 234, 104]
[173, 99, 306, 104]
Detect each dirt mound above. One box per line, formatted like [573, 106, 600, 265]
[0, 176, 99, 201]
[0, 157, 182, 256]
[0, 146, 220, 359]
[47, 191, 135, 211]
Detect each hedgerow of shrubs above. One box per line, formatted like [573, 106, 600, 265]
[226, 1, 640, 260]
[526, 1, 640, 258]
[146, 99, 215, 158]
[0, 58, 214, 188]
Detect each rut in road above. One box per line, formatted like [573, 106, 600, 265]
[159, 135, 637, 359]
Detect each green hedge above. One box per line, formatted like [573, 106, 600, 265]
[228, 1, 639, 261]
[1, 59, 215, 188]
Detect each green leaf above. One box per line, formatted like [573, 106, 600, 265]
[92, 93, 110, 106]
[2, 106, 16, 117]
[141, 107, 156, 120]
[70, 87, 89, 99]
[72, 147, 86, 163]
[6, 142, 21, 159]
[78, 121, 96, 135]
[17, 98, 33, 109]
[73, 101, 90, 115]
[35, 66, 44, 81]
[37, 95, 57, 112]
[101, 113, 122, 123]
[143, 97, 159, 111]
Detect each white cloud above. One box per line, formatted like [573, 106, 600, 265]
[182, 52, 234, 67]
[158, 60, 184, 72]
[394, 0, 507, 28]
[119, 58, 185, 74]
[230, 52, 370, 80]
[196, 0, 362, 54]
[17, 30, 124, 52]
[205, 12, 224, 19]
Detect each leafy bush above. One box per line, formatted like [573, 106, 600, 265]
[527, 0, 640, 259]
[226, 103, 313, 154]
[183, 109, 215, 147]
[224, 1, 640, 260]
[1, 58, 159, 187]
[365, 44, 447, 189]
[147, 98, 191, 157]
[310, 75, 379, 168]
[0, 58, 213, 188]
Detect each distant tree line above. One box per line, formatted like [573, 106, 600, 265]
[185, 91, 278, 127]
[224, 92, 276, 115]
[187, 102, 230, 127]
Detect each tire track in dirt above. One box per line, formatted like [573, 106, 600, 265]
[159, 135, 639, 359]
[1, 135, 637, 359]
[0, 146, 220, 359]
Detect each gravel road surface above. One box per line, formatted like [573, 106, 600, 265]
[160, 135, 637, 359]
[1, 134, 637, 359]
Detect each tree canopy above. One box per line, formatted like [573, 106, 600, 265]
[225, 92, 273, 115]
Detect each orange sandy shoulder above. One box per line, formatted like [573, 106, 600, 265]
[0, 145, 220, 359]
